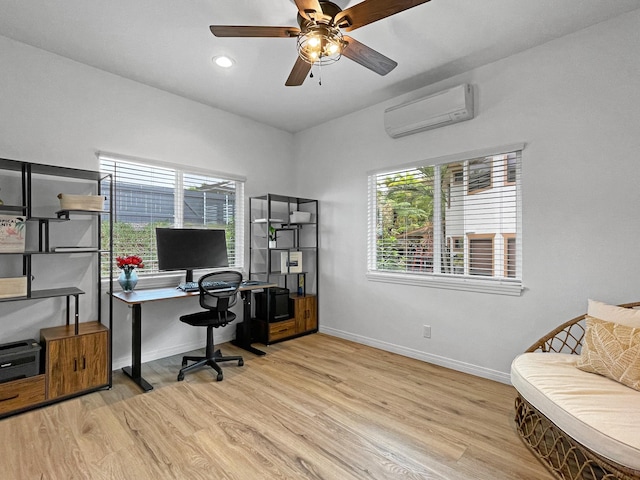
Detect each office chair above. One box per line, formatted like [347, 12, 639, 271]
[177, 270, 244, 382]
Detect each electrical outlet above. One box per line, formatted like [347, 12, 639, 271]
[423, 325, 431, 338]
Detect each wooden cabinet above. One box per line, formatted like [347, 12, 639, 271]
[291, 294, 317, 332]
[41, 321, 109, 400]
[254, 294, 318, 344]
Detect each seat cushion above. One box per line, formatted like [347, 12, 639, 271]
[180, 309, 236, 327]
[511, 352, 640, 470]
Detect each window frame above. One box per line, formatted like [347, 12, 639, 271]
[367, 144, 524, 296]
[503, 233, 516, 278]
[97, 151, 245, 289]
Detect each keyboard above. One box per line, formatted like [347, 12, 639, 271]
[178, 280, 262, 292]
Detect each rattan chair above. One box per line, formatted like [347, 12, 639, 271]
[514, 301, 640, 480]
[177, 270, 244, 382]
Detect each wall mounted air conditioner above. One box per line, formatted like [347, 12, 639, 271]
[384, 84, 474, 138]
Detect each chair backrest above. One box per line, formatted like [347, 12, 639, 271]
[198, 270, 243, 312]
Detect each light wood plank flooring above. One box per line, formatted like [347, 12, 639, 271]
[0, 333, 552, 479]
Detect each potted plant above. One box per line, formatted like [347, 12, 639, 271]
[268, 226, 277, 248]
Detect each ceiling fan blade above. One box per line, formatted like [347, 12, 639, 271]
[285, 57, 313, 86]
[210, 25, 300, 38]
[294, 0, 324, 21]
[335, 0, 431, 32]
[342, 36, 397, 76]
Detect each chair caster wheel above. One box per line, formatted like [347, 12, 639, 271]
[216, 373, 223, 381]
[238, 359, 244, 367]
[177, 372, 184, 381]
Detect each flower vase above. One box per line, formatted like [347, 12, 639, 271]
[118, 268, 138, 292]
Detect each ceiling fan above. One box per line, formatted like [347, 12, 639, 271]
[210, 0, 431, 86]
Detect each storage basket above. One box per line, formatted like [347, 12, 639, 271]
[289, 211, 311, 223]
[57, 193, 105, 211]
[0, 277, 27, 299]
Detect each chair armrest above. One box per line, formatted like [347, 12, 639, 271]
[525, 301, 640, 354]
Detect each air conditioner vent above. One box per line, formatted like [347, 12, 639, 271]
[384, 84, 474, 138]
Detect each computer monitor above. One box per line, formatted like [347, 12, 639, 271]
[155, 228, 229, 283]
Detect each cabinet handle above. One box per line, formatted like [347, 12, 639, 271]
[82, 357, 86, 370]
[74, 359, 78, 372]
[0, 394, 19, 403]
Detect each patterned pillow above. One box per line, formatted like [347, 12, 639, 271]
[577, 316, 640, 391]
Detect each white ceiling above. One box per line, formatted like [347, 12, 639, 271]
[1, 0, 639, 133]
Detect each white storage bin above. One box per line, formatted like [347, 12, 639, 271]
[290, 211, 311, 223]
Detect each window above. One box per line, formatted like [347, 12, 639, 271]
[468, 234, 494, 276]
[367, 145, 523, 295]
[99, 153, 245, 279]
[468, 158, 492, 193]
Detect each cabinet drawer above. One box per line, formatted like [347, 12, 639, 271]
[0, 375, 46, 415]
[268, 319, 297, 341]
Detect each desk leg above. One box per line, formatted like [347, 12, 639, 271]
[121, 303, 154, 392]
[231, 290, 266, 356]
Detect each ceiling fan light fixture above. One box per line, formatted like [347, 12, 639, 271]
[296, 23, 345, 66]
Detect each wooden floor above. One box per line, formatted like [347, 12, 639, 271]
[0, 333, 552, 479]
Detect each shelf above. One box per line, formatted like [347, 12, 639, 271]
[0, 205, 26, 214]
[56, 209, 107, 219]
[0, 287, 85, 303]
[30, 287, 85, 298]
[252, 193, 316, 204]
[27, 216, 69, 222]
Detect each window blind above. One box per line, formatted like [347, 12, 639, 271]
[99, 153, 244, 277]
[368, 147, 522, 290]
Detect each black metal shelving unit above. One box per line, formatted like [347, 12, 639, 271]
[0, 157, 113, 417]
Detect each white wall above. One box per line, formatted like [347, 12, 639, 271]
[2, 10, 640, 384]
[293, 11, 640, 382]
[0, 36, 295, 369]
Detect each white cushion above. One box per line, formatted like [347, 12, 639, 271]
[588, 299, 640, 328]
[511, 352, 640, 470]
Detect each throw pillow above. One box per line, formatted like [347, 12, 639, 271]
[577, 316, 640, 391]
[587, 299, 640, 328]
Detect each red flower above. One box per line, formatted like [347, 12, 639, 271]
[116, 255, 144, 269]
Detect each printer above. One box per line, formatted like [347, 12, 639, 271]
[0, 339, 41, 383]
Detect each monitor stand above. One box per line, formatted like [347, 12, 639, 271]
[185, 269, 194, 283]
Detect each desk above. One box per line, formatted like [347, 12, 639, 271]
[111, 282, 276, 392]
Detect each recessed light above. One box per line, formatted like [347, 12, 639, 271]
[212, 55, 235, 68]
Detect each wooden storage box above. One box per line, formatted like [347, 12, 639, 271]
[0, 277, 27, 299]
[57, 193, 105, 211]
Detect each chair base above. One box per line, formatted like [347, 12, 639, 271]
[177, 349, 244, 382]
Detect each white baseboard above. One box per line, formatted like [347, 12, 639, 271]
[111, 330, 235, 371]
[319, 326, 512, 385]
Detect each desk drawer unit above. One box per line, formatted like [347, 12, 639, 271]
[0, 375, 46, 415]
[268, 319, 297, 342]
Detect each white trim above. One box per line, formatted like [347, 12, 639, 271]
[366, 270, 524, 296]
[366, 142, 526, 176]
[320, 326, 512, 385]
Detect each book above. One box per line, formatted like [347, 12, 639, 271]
[281, 251, 302, 274]
[0, 216, 26, 253]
